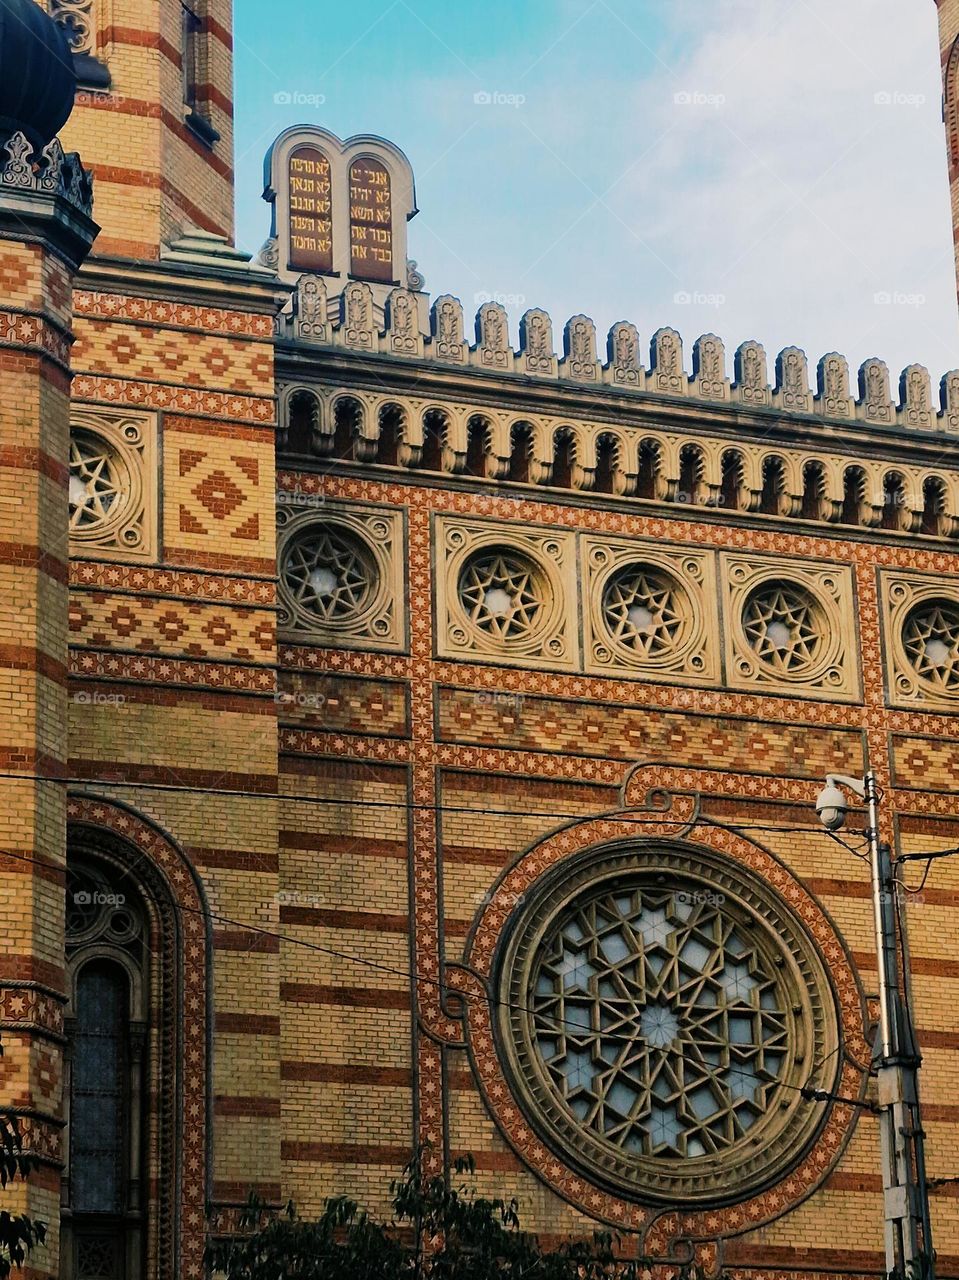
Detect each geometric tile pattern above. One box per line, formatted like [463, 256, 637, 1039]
[68, 592, 274, 662]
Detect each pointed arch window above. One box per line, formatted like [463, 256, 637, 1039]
[62, 862, 149, 1280]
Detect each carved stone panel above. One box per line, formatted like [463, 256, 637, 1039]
[720, 553, 860, 700]
[581, 536, 720, 685]
[68, 406, 158, 562]
[276, 499, 406, 653]
[880, 570, 959, 709]
[434, 516, 577, 670]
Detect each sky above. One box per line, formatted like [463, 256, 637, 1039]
[233, 0, 959, 387]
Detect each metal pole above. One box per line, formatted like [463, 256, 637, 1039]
[864, 769, 933, 1278]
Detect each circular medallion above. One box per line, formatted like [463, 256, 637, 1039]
[902, 598, 959, 693]
[280, 523, 379, 629]
[492, 841, 841, 1206]
[457, 548, 548, 644]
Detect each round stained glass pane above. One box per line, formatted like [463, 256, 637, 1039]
[281, 525, 377, 625]
[601, 564, 689, 659]
[69, 430, 123, 531]
[903, 599, 959, 692]
[742, 582, 824, 676]
[458, 549, 546, 642]
[495, 843, 840, 1205]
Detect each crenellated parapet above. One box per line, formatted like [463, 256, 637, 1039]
[278, 277, 959, 434]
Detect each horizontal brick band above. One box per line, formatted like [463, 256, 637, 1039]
[214, 1012, 279, 1036]
[279, 983, 409, 1009]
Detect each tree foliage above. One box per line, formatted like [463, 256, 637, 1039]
[0, 1042, 46, 1279]
[205, 1149, 659, 1280]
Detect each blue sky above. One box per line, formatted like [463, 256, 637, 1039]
[234, 0, 959, 385]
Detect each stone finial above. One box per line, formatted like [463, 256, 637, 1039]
[339, 281, 376, 351]
[733, 341, 770, 406]
[648, 327, 686, 395]
[941, 370, 959, 433]
[385, 287, 424, 357]
[518, 308, 557, 376]
[293, 274, 329, 344]
[430, 295, 467, 363]
[605, 321, 643, 388]
[816, 352, 854, 418]
[561, 314, 600, 382]
[691, 333, 730, 400]
[773, 346, 812, 413]
[899, 364, 934, 430]
[857, 358, 894, 426]
[473, 301, 510, 370]
[0, 132, 93, 216]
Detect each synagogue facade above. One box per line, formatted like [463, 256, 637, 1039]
[3, 1, 959, 1277]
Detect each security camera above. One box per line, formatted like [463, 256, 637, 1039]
[816, 782, 848, 831]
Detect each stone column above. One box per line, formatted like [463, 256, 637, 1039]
[0, 134, 97, 1279]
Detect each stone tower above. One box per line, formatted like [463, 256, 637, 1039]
[49, 0, 234, 257]
[0, 3, 97, 1277]
[938, 0, 959, 293]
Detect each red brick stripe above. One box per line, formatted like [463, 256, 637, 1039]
[279, 906, 410, 932]
[279, 984, 409, 1010]
[67, 760, 278, 793]
[213, 1096, 281, 1117]
[0, 444, 68, 485]
[280, 1062, 412, 1086]
[215, 1012, 279, 1036]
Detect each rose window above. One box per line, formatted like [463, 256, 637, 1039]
[495, 845, 840, 1204]
[69, 431, 123, 531]
[601, 565, 688, 658]
[458, 549, 545, 642]
[903, 599, 959, 692]
[742, 582, 823, 676]
[281, 525, 377, 625]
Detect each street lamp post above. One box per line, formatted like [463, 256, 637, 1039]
[816, 771, 934, 1278]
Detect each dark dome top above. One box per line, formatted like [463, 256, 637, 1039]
[0, 0, 76, 150]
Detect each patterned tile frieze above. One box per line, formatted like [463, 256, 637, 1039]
[436, 685, 863, 775]
[70, 648, 277, 693]
[69, 591, 275, 662]
[0, 307, 71, 369]
[71, 559, 275, 604]
[71, 374, 275, 423]
[73, 318, 274, 394]
[276, 670, 409, 736]
[74, 290, 276, 339]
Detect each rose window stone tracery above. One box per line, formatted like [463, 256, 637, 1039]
[903, 599, 959, 692]
[742, 582, 823, 676]
[280, 525, 377, 625]
[458, 549, 546, 642]
[601, 564, 688, 658]
[494, 843, 841, 1206]
[69, 430, 123, 532]
[530, 886, 787, 1159]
